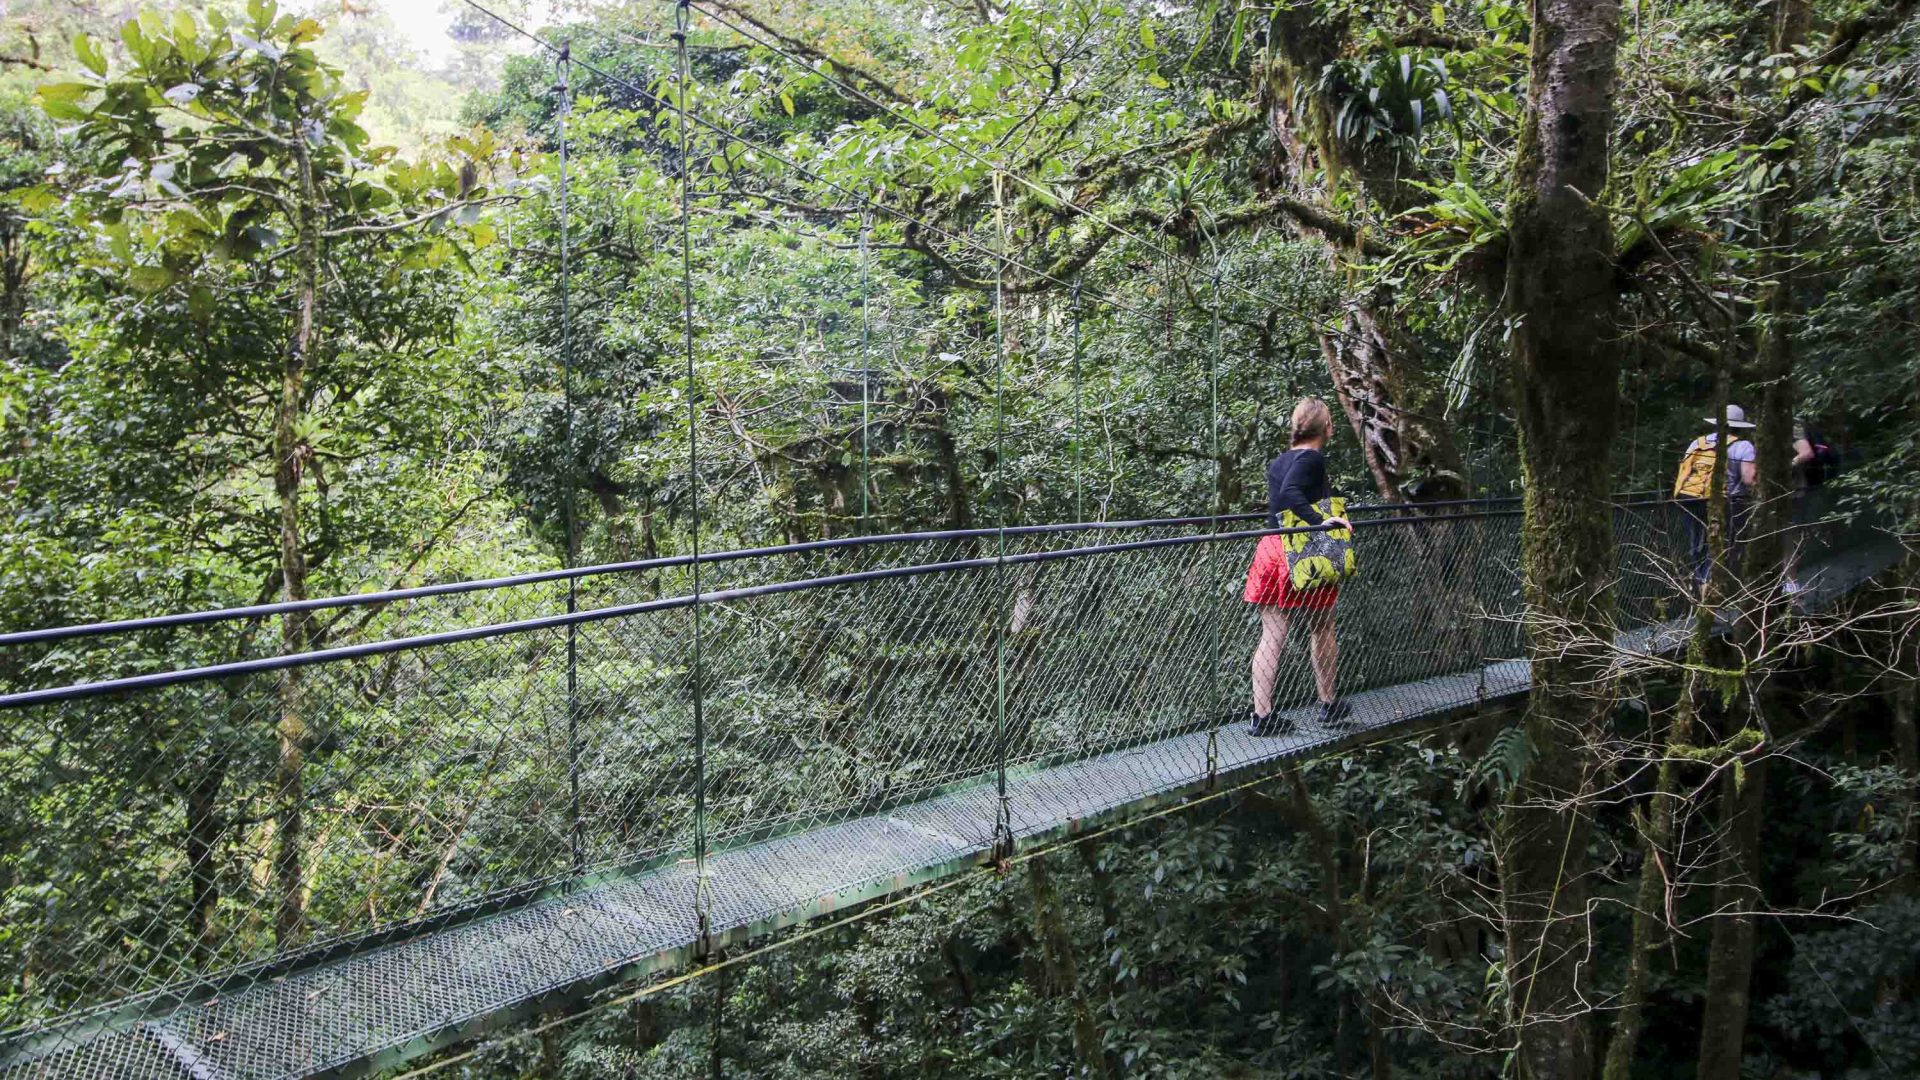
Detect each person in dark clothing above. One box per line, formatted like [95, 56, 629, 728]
[1244, 397, 1352, 734]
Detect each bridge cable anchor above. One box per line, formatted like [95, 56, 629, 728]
[1204, 728, 1219, 791]
[990, 796, 1015, 871]
[693, 867, 715, 962]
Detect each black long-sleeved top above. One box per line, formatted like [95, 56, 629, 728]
[1265, 448, 1330, 528]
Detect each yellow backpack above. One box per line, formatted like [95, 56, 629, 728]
[1672, 438, 1719, 500]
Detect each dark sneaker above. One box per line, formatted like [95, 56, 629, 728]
[1249, 711, 1296, 737]
[1319, 699, 1355, 726]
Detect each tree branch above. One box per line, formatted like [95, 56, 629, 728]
[698, 0, 914, 106]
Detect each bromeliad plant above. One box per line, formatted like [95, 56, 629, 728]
[1313, 48, 1455, 151]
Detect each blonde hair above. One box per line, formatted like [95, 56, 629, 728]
[1289, 397, 1333, 445]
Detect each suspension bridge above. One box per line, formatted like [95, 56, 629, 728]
[2, 3, 1908, 1076]
[0, 496, 1900, 1080]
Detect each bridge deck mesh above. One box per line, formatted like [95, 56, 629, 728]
[7, 649, 1544, 1080]
[0, 514, 1899, 1080]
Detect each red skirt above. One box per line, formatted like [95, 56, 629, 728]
[1244, 534, 1339, 610]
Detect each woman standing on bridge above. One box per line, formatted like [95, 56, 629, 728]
[1244, 397, 1352, 735]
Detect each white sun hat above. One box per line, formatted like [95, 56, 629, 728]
[1703, 404, 1756, 429]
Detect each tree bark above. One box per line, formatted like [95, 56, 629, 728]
[1896, 662, 1919, 895]
[1695, 757, 1769, 1080]
[925, 387, 973, 529]
[1601, 689, 1693, 1079]
[1075, 834, 1124, 1004]
[1320, 304, 1467, 502]
[184, 747, 227, 970]
[1027, 854, 1109, 1079]
[272, 136, 322, 947]
[1695, 8, 1808, 1067]
[708, 950, 729, 1080]
[1496, 3, 1623, 1077]
[1261, 7, 1467, 503]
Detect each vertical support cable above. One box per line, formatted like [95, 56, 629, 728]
[1208, 268, 1223, 508]
[858, 209, 872, 526]
[556, 42, 583, 874]
[1205, 264, 1223, 780]
[1070, 278, 1083, 524]
[673, 0, 711, 956]
[991, 170, 1013, 863]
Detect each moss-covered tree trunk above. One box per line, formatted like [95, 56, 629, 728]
[1496, 2, 1623, 1076]
[1695, 9, 1809, 1070]
[1261, 10, 1465, 503]
[1600, 687, 1692, 1080]
[1695, 757, 1769, 1080]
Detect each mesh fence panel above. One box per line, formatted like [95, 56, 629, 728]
[2, 500, 1884, 1079]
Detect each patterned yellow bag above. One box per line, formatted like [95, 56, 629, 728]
[1278, 497, 1358, 591]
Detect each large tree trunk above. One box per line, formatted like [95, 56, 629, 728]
[1320, 304, 1467, 502]
[184, 747, 227, 969]
[272, 138, 321, 947]
[1607, 372, 1738, 1075]
[1695, 7, 1809, 1071]
[1261, 9, 1465, 503]
[1695, 758, 1769, 1080]
[1496, 3, 1624, 1077]
[1600, 687, 1693, 1079]
[0, 202, 28, 362]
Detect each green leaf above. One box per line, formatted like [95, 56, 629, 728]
[468, 221, 497, 248]
[34, 82, 95, 120]
[120, 21, 150, 66]
[779, 90, 795, 116]
[187, 285, 215, 320]
[15, 186, 59, 213]
[128, 266, 173, 294]
[73, 33, 108, 77]
[1432, 3, 1445, 27]
[1139, 20, 1156, 50]
[1146, 72, 1170, 90]
[35, 81, 93, 103]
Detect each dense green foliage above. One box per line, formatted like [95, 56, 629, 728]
[0, 1, 1917, 1077]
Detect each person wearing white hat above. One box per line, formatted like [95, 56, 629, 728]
[1671, 404, 1758, 590]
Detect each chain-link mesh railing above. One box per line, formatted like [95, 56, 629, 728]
[1, 499, 1894, 1080]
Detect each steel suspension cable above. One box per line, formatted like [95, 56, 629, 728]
[556, 41, 585, 874]
[479, 15, 1529, 493]
[1070, 278, 1084, 523]
[455, 1, 1526, 474]
[991, 169, 1013, 862]
[858, 207, 872, 526]
[443, 3, 1530, 520]
[672, 0, 713, 957]
[1206, 262, 1224, 776]
[671, 0, 1545, 449]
